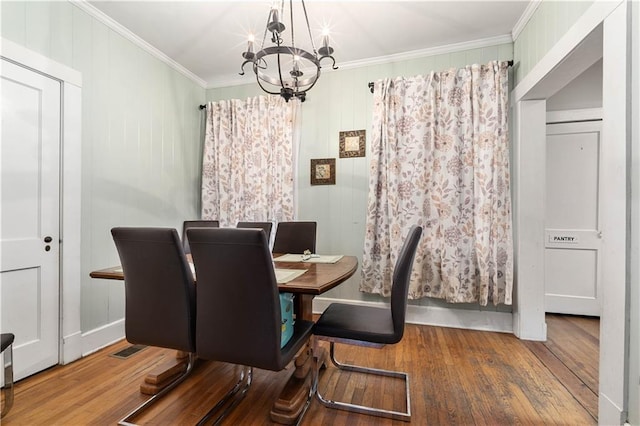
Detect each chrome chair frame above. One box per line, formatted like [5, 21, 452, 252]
[196, 365, 253, 426]
[314, 337, 411, 422]
[311, 225, 421, 423]
[197, 362, 315, 426]
[118, 353, 196, 426]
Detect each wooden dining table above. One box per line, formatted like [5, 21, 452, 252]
[90, 254, 358, 424]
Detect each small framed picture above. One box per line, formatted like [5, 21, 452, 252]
[310, 158, 336, 185]
[339, 130, 366, 158]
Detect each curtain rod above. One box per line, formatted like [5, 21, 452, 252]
[199, 104, 206, 110]
[367, 60, 514, 93]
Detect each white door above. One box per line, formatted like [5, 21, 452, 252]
[545, 120, 602, 316]
[1, 59, 61, 380]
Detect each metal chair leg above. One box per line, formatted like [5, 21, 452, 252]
[292, 352, 319, 426]
[1, 340, 14, 418]
[119, 353, 196, 426]
[198, 360, 316, 426]
[196, 366, 252, 426]
[315, 342, 411, 422]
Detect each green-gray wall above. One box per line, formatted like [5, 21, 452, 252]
[1, 1, 205, 332]
[208, 43, 513, 312]
[513, 1, 594, 83]
[1, 0, 601, 335]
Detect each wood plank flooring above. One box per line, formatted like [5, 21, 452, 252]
[524, 314, 599, 421]
[2, 314, 598, 425]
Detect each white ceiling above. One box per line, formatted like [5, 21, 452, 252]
[86, 1, 530, 88]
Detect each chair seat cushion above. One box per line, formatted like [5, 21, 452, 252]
[313, 303, 400, 345]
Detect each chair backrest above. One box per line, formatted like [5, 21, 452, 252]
[236, 221, 273, 240]
[390, 225, 423, 341]
[188, 228, 286, 371]
[272, 221, 317, 254]
[182, 220, 219, 254]
[111, 227, 196, 352]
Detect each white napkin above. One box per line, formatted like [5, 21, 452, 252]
[275, 268, 308, 283]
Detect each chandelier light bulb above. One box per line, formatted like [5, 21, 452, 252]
[318, 27, 333, 57]
[242, 34, 256, 60]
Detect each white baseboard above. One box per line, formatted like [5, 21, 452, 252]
[81, 319, 125, 357]
[513, 311, 548, 341]
[313, 297, 513, 334]
[599, 391, 625, 426]
[60, 331, 82, 365]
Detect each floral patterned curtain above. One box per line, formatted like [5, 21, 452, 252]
[201, 95, 300, 227]
[361, 61, 513, 306]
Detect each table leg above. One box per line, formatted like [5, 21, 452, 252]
[294, 293, 314, 322]
[270, 294, 315, 424]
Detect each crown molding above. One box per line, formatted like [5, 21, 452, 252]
[512, 0, 543, 40]
[207, 33, 513, 89]
[70, 0, 207, 88]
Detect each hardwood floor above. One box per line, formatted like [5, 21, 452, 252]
[525, 314, 599, 421]
[3, 315, 598, 425]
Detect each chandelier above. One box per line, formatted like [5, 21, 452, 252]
[239, 0, 337, 102]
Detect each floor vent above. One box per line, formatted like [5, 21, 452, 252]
[110, 344, 147, 359]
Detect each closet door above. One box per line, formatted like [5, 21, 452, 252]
[544, 120, 602, 317]
[1, 59, 61, 380]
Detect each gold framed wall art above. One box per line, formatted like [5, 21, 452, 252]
[310, 158, 336, 185]
[339, 130, 366, 158]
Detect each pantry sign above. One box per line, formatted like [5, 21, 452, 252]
[548, 234, 579, 244]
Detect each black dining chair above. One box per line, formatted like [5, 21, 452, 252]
[236, 221, 273, 240]
[181, 220, 219, 254]
[1, 333, 15, 418]
[111, 227, 197, 425]
[272, 221, 317, 254]
[188, 227, 316, 425]
[312, 225, 422, 422]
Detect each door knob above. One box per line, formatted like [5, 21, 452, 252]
[44, 236, 52, 243]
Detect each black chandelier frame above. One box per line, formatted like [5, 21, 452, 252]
[239, 0, 337, 102]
